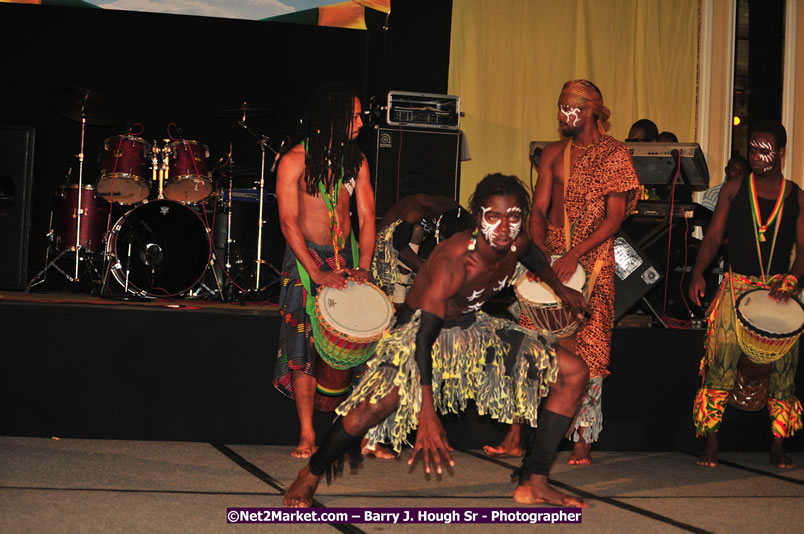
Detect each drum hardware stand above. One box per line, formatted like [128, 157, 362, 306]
[237, 114, 280, 291]
[25, 200, 105, 293]
[71, 95, 91, 281]
[97, 229, 152, 301]
[33, 96, 92, 285]
[26, 246, 105, 292]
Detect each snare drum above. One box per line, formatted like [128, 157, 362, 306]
[515, 256, 588, 338]
[106, 200, 211, 297]
[735, 288, 804, 364]
[164, 140, 212, 203]
[312, 281, 394, 370]
[97, 135, 152, 204]
[52, 184, 110, 252]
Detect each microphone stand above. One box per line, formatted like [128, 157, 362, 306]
[237, 118, 278, 291]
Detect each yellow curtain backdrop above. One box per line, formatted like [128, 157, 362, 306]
[449, 0, 699, 204]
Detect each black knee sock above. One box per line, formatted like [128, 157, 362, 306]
[517, 411, 573, 483]
[309, 417, 363, 481]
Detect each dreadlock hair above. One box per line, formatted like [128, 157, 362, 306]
[301, 83, 364, 196]
[752, 120, 787, 149]
[468, 173, 531, 227]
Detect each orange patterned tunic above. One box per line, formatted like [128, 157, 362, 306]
[548, 135, 639, 378]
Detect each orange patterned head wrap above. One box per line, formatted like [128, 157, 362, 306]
[559, 80, 610, 133]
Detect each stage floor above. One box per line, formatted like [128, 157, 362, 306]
[1, 436, 802, 533]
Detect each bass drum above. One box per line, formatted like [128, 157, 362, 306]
[107, 200, 211, 297]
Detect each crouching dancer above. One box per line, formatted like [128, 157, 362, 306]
[284, 174, 591, 507]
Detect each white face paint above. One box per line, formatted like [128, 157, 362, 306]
[507, 207, 522, 240]
[559, 104, 582, 127]
[750, 138, 777, 174]
[480, 206, 501, 247]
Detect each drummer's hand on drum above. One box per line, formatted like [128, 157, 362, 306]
[525, 271, 542, 283]
[559, 286, 592, 320]
[768, 276, 798, 303]
[313, 269, 349, 290]
[409, 398, 454, 475]
[552, 253, 578, 284]
[688, 275, 707, 307]
[346, 267, 371, 284]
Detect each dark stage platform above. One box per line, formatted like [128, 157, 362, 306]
[1, 289, 802, 454]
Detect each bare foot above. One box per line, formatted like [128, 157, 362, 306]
[513, 474, 588, 508]
[567, 442, 592, 465]
[770, 437, 795, 468]
[283, 465, 321, 508]
[483, 423, 523, 457]
[482, 443, 524, 458]
[361, 438, 396, 459]
[696, 433, 718, 467]
[291, 433, 316, 458]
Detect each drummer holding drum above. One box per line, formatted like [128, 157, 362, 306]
[486, 80, 640, 465]
[272, 84, 393, 461]
[689, 120, 804, 469]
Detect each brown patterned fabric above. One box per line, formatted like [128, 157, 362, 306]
[547, 135, 639, 378]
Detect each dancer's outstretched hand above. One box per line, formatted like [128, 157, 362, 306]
[409, 404, 454, 474]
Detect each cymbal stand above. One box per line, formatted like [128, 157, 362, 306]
[237, 118, 278, 291]
[72, 96, 89, 280]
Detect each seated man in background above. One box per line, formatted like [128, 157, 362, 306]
[626, 118, 659, 142]
[700, 155, 749, 212]
[658, 131, 678, 143]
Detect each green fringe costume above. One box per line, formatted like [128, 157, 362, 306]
[371, 219, 405, 296]
[336, 307, 559, 453]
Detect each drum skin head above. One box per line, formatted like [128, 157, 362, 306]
[516, 255, 586, 304]
[737, 289, 804, 336]
[317, 281, 394, 338]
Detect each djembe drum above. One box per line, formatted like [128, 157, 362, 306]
[312, 280, 394, 412]
[734, 288, 804, 365]
[515, 257, 588, 338]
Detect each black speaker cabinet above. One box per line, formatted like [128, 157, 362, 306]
[373, 127, 460, 216]
[0, 127, 35, 290]
[613, 229, 662, 321]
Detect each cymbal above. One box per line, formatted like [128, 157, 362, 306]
[49, 87, 120, 126]
[214, 102, 275, 120]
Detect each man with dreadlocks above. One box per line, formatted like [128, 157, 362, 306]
[284, 173, 592, 508]
[689, 120, 804, 468]
[372, 194, 469, 305]
[273, 84, 382, 459]
[485, 80, 639, 464]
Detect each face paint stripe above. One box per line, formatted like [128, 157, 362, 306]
[480, 206, 501, 246]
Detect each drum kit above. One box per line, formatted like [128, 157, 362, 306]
[26, 88, 284, 301]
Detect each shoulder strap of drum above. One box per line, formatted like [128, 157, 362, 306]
[295, 259, 318, 328]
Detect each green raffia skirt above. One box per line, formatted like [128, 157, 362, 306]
[336, 309, 559, 453]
